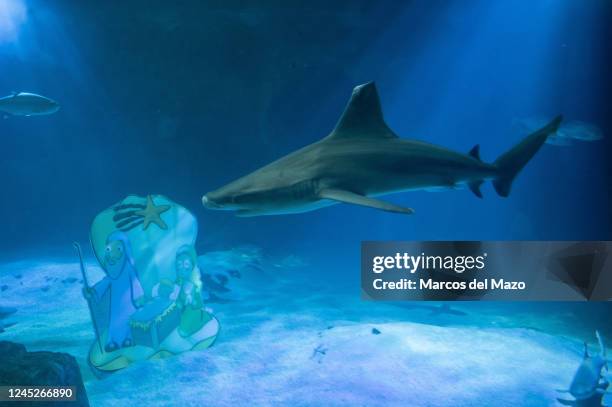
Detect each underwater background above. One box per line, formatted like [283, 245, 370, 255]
[1, 1, 611, 406]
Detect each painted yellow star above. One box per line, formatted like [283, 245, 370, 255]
[135, 195, 171, 230]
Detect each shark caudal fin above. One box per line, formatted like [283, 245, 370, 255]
[493, 115, 562, 197]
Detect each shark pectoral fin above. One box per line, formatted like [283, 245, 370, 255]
[319, 189, 414, 215]
[555, 398, 575, 406]
[235, 209, 263, 217]
[468, 181, 484, 198]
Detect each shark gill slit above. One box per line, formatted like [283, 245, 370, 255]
[292, 179, 319, 200]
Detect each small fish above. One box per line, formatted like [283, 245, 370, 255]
[0, 92, 60, 117]
[559, 121, 604, 142]
[514, 117, 603, 146]
[428, 303, 467, 316]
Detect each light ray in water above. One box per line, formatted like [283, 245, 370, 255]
[0, 0, 26, 44]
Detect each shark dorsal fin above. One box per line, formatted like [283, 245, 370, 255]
[469, 145, 481, 161]
[328, 82, 397, 140]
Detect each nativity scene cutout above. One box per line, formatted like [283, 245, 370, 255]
[74, 194, 219, 373]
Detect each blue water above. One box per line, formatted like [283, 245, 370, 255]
[1, 0, 610, 256]
[0, 1, 611, 406]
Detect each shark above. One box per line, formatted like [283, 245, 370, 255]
[0, 92, 60, 118]
[202, 82, 562, 217]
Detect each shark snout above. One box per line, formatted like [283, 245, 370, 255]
[202, 195, 211, 207]
[202, 194, 222, 209]
[49, 101, 60, 113]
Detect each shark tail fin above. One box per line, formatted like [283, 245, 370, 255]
[492, 115, 562, 197]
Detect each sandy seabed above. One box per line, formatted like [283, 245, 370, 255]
[0, 249, 608, 407]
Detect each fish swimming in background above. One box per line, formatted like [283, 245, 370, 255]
[0, 92, 60, 118]
[557, 331, 611, 404]
[514, 118, 602, 146]
[202, 81, 561, 216]
[428, 303, 467, 316]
